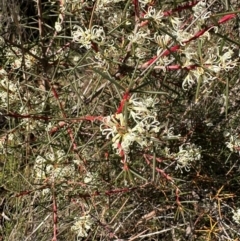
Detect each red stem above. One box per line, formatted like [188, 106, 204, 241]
[133, 0, 140, 18]
[141, 12, 237, 68]
[116, 91, 131, 114]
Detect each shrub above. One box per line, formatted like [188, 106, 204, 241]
[0, 0, 240, 240]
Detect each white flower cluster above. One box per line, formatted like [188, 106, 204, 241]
[88, 52, 109, 71]
[166, 143, 201, 172]
[0, 133, 14, 154]
[95, 0, 125, 12]
[181, 44, 237, 90]
[0, 68, 18, 106]
[101, 94, 161, 157]
[133, 0, 235, 91]
[72, 25, 106, 49]
[138, 0, 152, 8]
[144, 6, 164, 25]
[128, 30, 149, 45]
[33, 150, 75, 182]
[169, 1, 212, 46]
[162, 3, 237, 91]
[225, 134, 240, 154]
[232, 208, 240, 224]
[55, 20, 62, 32]
[5, 46, 39, 69]
[192, 0, 211, 21]
[71, 214, 93, 238]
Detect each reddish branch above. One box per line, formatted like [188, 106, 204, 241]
[116, 91, 131, 114]
[140, 1, 199, 27]
[16, 184, 144, 199]
[140, 12, 237, 69]
[143, 154, 174, 182]
[133, 0, 140, 18]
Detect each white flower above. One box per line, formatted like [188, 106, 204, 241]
[0, 68, 8, 78]
[104, 45, 119, 59]
[182, 67, 204, 90]
[0, 76, 18, 105]
[112, 132, 132, 154]
[55, 21, 62, 32]
[45, 149, 65, 161]
[128, 94, 158, 121]
[100, 113, 126, 139]
[33, 150, 75, 183]
[192, 0, 211, 20]
[182, 71, 196, 90]
[170, 17, 183, 31]
[128, 30, 149, 45]
[0, 134, 14, 154]
[42, 188, 51, 195]
[33, 155, 50, 180]
[144, 6, 164, 25]
[139, 0, 152, 7]
[175, 143, 201, 172]
[100, 113, 158, 155]
[72, 25, 106, 49]
[1, 74, 17, 93]
[73, 55, 80, 62]
[226, 134, 240, 153]
[12, 59, 22, 69]
[176, 29, 193, 45]
[89, 52, 109, 70]
[218, 48, 237, 70]
[170, 17, 192, 45]
[206, 60, 221, 73]
[156, 47, 175, 66]
[71, 215, 93, 238]
[232, 209, 240, 224]
[134, 116, 161, 134]
[84, 172, 94, 184]
[101, 113, 132, 154]
[162, 127, 181, 140]
[72, 26, 92, 49]
[108, 12, 122, 26]
[100, 95, 162, 157]
[135, 47, 147, 59]
[0, 37, 5, 46]
[154, 33, 171, 48]
[54, 165, 75, 179]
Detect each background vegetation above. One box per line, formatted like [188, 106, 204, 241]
[0, 0, 240, 240]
